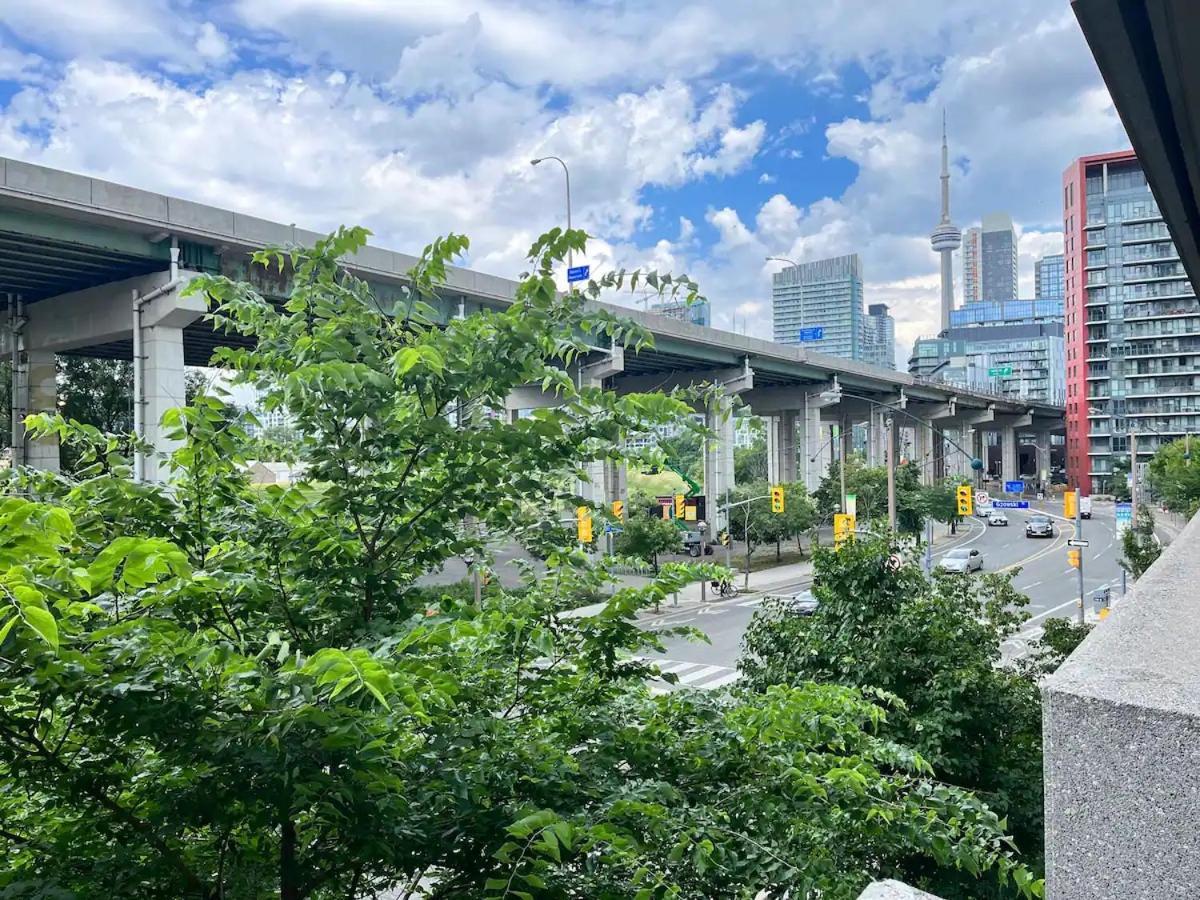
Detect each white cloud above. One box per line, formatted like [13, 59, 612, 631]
[0, 0, 1126, 372]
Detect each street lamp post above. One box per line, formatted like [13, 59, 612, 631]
[531, 156, 573, 270]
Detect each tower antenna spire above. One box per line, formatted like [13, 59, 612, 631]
[930, 110, 961, 334]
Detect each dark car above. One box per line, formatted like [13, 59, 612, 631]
[1025, 514, 1055, 538]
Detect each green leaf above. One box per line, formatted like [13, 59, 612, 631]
[20, 604, 58, 650]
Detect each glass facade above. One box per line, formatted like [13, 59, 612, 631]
[1063, 152, 1200, 494]
[862, 303, 896, 369]
[1035, 253, 1065, 300]
[909, 299, 1065, 403]
[980, 212, 1018, 301]
[962, 226, 982, 304]
[772, 254, 865, 360]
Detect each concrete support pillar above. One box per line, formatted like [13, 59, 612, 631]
[913, 420, 932, 485]
[1035, 433, 1052, 490]
[765, 414, 779, 485]
[23, 350, 59, 472]
[603, 459, 627, 507]
[766, 412, 797, 485]
[932, 425, 946, 482]
[839, 415, 851, 478]
[703, 395, 736, 528]
[141, 325, 187, 482]
[797, 402, 834, 493]
[1000, 427, 1018, 485]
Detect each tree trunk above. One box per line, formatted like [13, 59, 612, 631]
[775, 539, 781, 562]
[280, 814, 301, 900]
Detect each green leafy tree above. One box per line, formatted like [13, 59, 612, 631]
[733, 417, 767, 484]
[1108, 456, 1132, 501]
[815, 457, 925, 533]
[613, 511, 680, 571]
[740, 536, 1047, 898]
[1119, 507, 1162, 578]
[1147, 438, 1200, 518]
[0, 227, 1036, 899]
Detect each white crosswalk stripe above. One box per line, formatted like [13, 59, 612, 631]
[635, 657, 740, 691]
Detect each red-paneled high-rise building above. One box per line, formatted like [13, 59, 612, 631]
[1063, 150, 1200, 494]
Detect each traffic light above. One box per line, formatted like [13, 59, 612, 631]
[833, 513, 856, 547]
[674, 493, 686, 519]
[611, 499, 624, 519]
[719, 531, 731, 547]
[576, 506, 593, 543]
[770, 484, 785, 514]
[955, 484, 972, 516]
[1067, 548, 1081, 569]
[1064, 490, 1077, 519]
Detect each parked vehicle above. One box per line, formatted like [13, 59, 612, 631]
[682, 531, 714, 557]
[988, 511, 1009, 526]
[1025, 514, 1055, 538]
[1080, 496, 1093, 519]
[938, 548, 984, 573]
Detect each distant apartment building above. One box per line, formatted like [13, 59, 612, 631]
[862, 303, 896, 369]
[772, 254, 865, 360]
[909, 298, 1066, 403]
[1063, 150, 1200, 495]
[962, 226, 982, 304]
[1035, 252, 1065, 300]
[980, 212, 1019, 301]
[650, 298, 711, 327]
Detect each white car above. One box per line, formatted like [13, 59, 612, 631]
[988, 511, 1009, 526]
[938, 548, 983, 574]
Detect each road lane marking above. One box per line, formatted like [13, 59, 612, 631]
[704, 671, 741, 689]
[675, 664, 728, 684]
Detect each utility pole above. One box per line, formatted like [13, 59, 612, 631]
[1075, 490, 1085, 627]
[1129, 431, 1139, 525]
[838, 421, 848, 513]
[885, 415, 897, 531]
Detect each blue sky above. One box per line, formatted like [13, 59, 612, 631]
[0, 1, 1129, 365]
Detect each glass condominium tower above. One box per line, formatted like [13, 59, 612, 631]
[1063, 150, 1200, 494]
[772, 253, 865, 360]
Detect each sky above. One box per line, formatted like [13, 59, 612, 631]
[0, 1, 1130, 367]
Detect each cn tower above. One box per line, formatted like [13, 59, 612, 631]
[930, 113, 961, 335]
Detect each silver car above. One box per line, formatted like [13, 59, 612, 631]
[782, 589, 820, 615]
[937, 547, 983, 573]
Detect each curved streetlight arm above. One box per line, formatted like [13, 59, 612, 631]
[531, 156, 572, 268]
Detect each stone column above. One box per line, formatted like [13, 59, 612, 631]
[141, 325, 187, 482]
[776, 411, 798, 484]
[913, 419, 932, 485]
[604, 459, 627, 508]
[22, 349, 59, 472]
[932, 425, 946, 482]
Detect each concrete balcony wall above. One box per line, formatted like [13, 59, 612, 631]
[1043, 510, 1200, 898]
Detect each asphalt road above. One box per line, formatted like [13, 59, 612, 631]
[637, 498, 1129, 690]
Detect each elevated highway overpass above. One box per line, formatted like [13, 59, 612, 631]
[0, 156, 1063, 497]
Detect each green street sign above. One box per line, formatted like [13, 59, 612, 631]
[988, 366, 1013, 377]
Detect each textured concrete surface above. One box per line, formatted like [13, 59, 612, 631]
[857, 881, 943, 899]
[1043, 510, 1200, 899]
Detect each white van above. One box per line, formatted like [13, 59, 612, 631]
[1080, 496, 1092, 519]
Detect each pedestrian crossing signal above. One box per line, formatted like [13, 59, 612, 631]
[1067, 548, 1081, 569]
[770, 484, 785, 514]
[719, 531, 731, 547]
[955, 484, 972, 516]
[576, 506, 593, 543]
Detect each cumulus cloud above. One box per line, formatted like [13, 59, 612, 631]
[0, 0, 1127, 371]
